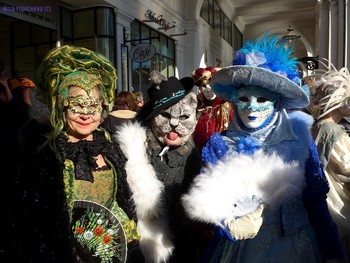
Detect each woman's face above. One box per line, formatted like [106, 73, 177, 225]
[235, 86, 278, 130]
[65, 86, 102, 142]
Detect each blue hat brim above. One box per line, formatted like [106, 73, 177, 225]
[210, 66, 309, 109]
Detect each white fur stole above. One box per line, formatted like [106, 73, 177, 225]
[182, 150, 305, 227]
[115, 122, 174, 263]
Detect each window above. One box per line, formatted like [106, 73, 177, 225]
[126, 20, 176, 97]
[73, 9, 94, 38]
[11, 21, 56, 80]
[200, 0, 233, 46]
[234, 24, 243, 51]
[121, 45, 129, 91]
[60, 7, 115, 63]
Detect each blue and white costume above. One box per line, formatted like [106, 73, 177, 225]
[182, 35, 344, 263]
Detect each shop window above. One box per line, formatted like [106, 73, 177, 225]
[168, 40, 174, 59]
[32, 24, 50, 44]
[96, 8, 114, 36]
[61, 8, 72, 38]
[72, 39, 95, 51]
[121, 45, 129, 91]
[11, 21, 56, 80]
[131, 61, 151, 95]
[97, 38, 114, 61]
[127, 20, 175, 96]
[140, 24, 150, 43]
[167, 59, 175, 76]
[73, 9, 94, 38]
[14, 47, 36, 77]
[12, 23, 30, 46]
[60, 7, 115, 64]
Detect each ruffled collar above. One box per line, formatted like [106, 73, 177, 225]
[56, 131, 112, 182]
[226, 109, 297, 147]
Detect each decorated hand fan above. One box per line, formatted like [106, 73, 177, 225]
[72, 200, 127, 263]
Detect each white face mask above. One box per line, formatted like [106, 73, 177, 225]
[202, 84, 216, 100]
[235, 86, 278, 129]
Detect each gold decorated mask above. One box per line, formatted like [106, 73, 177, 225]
[65, 95, 103, 115]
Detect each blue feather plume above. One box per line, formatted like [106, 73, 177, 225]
[232, 34, 300, 84]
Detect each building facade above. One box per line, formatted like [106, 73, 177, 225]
[0, 0, 348, 96]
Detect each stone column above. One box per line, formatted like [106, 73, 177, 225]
[346, 0, 350, 67]
[318, 0, 329, 67]
[337, 0, 345, 68]
[329, 0, 339, 67]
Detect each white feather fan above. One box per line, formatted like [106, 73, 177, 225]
[182, 150, 305, 226]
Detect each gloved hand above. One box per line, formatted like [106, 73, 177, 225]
[202, 84, 216, 100]
[224, 203, 264, 240]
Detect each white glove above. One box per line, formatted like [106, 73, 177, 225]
[224, 203, 264, 240]
[202, 85, 216, 100]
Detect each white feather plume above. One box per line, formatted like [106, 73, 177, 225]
[304, 60, 350, 119]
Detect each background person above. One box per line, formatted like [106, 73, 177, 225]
[102, 91, 139, 134]
[134, 90, 145, 109]
[191, 67, 233, 152]
[308, 66, 350, 262]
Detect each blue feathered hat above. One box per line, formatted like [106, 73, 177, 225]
[211, 34, 309, 109]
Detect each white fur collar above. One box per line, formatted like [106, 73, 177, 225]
[115, 122, 174, 262]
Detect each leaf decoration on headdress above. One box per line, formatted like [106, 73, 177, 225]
[35, 45, 117, 109]
[149, 70, 167, 90]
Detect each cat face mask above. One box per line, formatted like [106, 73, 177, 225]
[150, 92, 198, 146]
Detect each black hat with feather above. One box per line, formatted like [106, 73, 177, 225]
[136, 70, 195, 123]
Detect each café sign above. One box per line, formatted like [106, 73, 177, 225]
[129, 43, 156, 62]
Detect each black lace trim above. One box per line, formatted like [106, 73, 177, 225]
[56, 131, 114, 182]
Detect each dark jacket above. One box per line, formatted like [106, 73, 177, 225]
[145, 127, 202, 263]
[13, 120, 136, 263]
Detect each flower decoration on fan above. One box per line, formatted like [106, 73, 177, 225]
[72, 207, 122, 262]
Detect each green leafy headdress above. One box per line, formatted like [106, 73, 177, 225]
[36, 45, 116, 109]
[35, 45, 117, 154]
